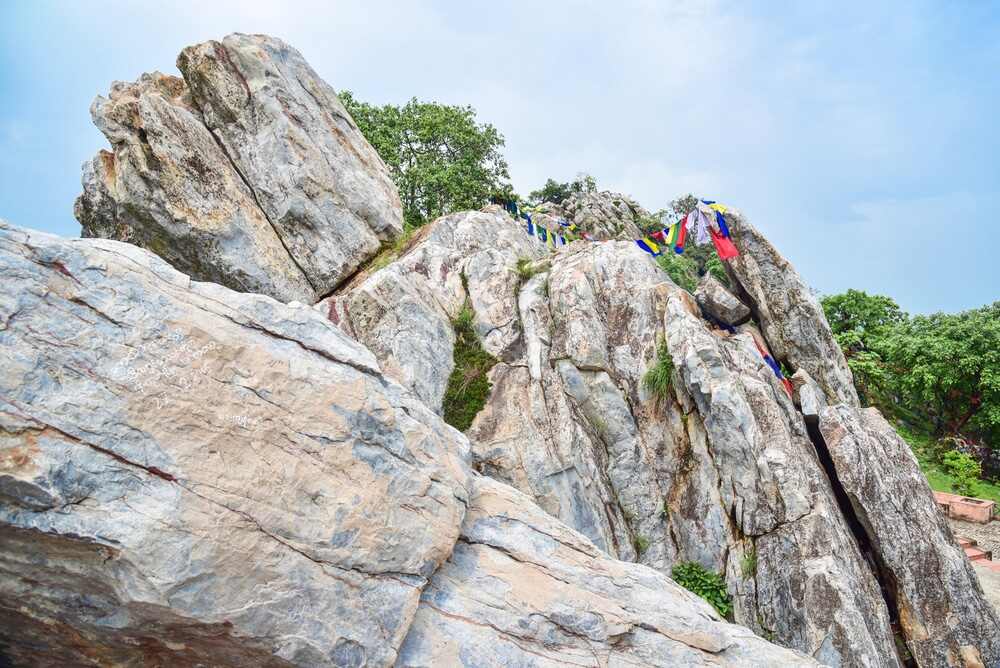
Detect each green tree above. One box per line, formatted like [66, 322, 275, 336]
[820, 290, 906, 407]
[880, 303, 1000, 441]
[528, 174, 597, 204]
[942, 450, 982, 496]
[339, 91, 512, 227]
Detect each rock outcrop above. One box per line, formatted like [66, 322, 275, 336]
[76, 33, 404, 303]
[724, 219, 859, 407]
[330, 201, 1000, 665]
[819, 406, 1000, 667]
[0, 220, 817, 666]
[536, 190, 649, 240]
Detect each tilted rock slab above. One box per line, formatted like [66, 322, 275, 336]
[0, 221, 469, 666]
[75, 72, 315, 303]
[398, 475, 820, 667]
[725, 217, 859, 407]
[76, 33, 403, 302]
[819, 406, 1000, 667]
[0, 220, 813, 666]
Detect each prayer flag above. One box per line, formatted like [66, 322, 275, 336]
[708, 203, 728, 214]
[635, 238, 661, 256]
[674, 217, 688, 253]
[714, 210, 731, 237]
[710, 227, 739, 260]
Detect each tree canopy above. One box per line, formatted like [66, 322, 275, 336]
[339, 91, 512, 227]
[822, 292, 1000, 446]
[528, 174, 597, 205]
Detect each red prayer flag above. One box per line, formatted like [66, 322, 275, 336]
[675, 219, 688, 252]
[782, 378, 795, 398]
[710, 227, 739, 260]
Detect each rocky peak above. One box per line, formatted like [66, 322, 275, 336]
[75, 32, 404, 304]
[536, 189, 650, 240]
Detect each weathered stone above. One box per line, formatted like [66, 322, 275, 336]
[177, 33, 404, 296]
[694, 273, 751, 325]
[351, 225, 901, 663]
[0, 220, 810, 666]
[725, 216, 860, 407]
[819, 405, 1000, 667]
[398, 475, 822, 667]
[0, 221, 469, 667]
[74, 72, 315, 303]
[545, 190, 648, 240]
[317, 206, 545, 411]
[791, 368, 828, 419]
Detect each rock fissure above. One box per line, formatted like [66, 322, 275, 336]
[803, 415, 915, 667]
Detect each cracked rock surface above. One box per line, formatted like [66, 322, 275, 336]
[334, 203, 999, 666]
[76, 33, 403, 303]
[0, 220, 815, 666]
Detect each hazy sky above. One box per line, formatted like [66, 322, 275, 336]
[2, 1, 998, 313]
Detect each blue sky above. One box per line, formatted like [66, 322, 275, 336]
[2, 1, 998, 313]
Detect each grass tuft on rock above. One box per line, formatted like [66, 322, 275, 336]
[643, 339, 674, 404]
[442, 303, 497, 432]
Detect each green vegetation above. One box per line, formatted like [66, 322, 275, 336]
[645, 194, 733, 290]
[340, 91, 512, 227]
[633, 534, 650, 555]
[515, 257, 548, 284]
[441, 303, 498, 432]
[365, 224, 419, 273]
[643, 339, 675, 404]
[740, 549, 757, 579]
[671, 561, 732, 618]
[528, 174, 597, 204]
[656, 252, 699, 293]
[822, 291, 1000, 496]
[942, 450, 983, 497]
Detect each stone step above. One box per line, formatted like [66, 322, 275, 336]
[964, 546, 993, 562]
[957, 537, 977, 548]
[976, 560, 1000, 573]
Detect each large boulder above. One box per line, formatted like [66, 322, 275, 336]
[75, 72, 315, 303]
[819, 405, 1000, 667]
[0, 221, 469, 666]
[725, 217, 859, 407]
[76, 33, 404, 303]
[694, 273, 751, 325]
[0, 220, 812, 666]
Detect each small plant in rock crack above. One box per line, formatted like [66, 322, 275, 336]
[740, 549, 757, 579]
[442, 303, 497, 432]
[671, 561, 732, 618]
[643, 338, 674, 404]
[515, 257, 549, 284]
[633, 534, 650, 555]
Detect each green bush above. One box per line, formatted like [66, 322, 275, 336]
[442, 304, 497, 432]
[633, 534, 650, 555]
[656, 252, 699, 293]
[942, 450, 982, 497]
[671, 561, 732, 618]
[643, 339, 674, 404]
